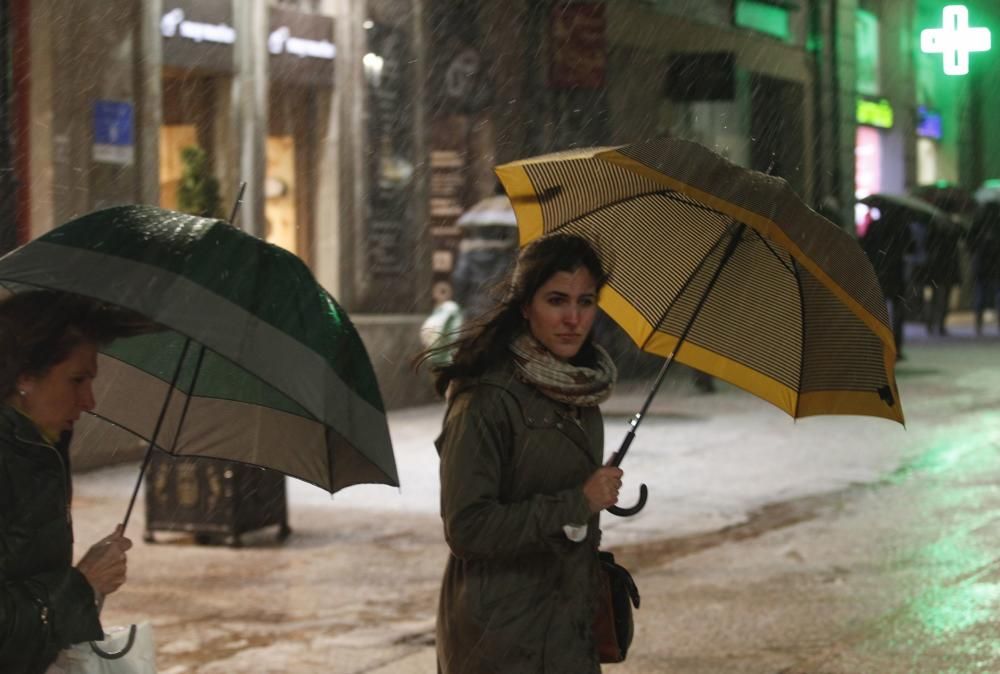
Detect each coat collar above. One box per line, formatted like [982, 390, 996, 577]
[0, 404, 51, 448]
[477, 362, 602, 466]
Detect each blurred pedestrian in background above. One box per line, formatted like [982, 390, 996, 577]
[0, 291, 133, 674]
[860, 206, 915, 360]
[451, 190, 519, 323]
[968, 201, 1000, 335]
[423, 234, 622, 673]
[921, 216, 963, 336]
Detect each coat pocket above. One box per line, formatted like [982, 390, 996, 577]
[471, 561, 552, 630]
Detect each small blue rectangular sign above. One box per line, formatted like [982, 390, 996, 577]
[93, 100, 134, 146]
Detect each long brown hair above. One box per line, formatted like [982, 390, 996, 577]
[417, 233, 608, 396]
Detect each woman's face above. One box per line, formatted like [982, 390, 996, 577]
[523, 267, 599, 360]
[16, 342, 98, 439]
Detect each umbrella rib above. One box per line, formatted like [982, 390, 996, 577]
[122, 336, 193, 529]
[551, 186, 729, 236]
[100, 335, 322, 422]
[81, 414, 338, 494]
[747, 226, 796, 276]
[168, 343, 207, 454]
[790, 257, 807, 419]
[639, 219, 740, 352]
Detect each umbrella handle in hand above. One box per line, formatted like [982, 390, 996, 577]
[607, 483, 648, 517]
[604, 431, 648, 517]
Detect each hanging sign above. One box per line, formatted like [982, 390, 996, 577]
[92, 100, 135, 165]
[921, 5, 991, 76]
[856, 98, 894, 129]
[550, 3, 606, 89]
[916, 106, 943, 139]
[268, 8, 336, 86]
[161, 0, 236, 73]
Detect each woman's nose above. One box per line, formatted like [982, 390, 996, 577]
[564, 307, 580, 326]
[80, 383, 96, 412]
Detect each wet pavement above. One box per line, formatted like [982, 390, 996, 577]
[71, 316, 1000, 673]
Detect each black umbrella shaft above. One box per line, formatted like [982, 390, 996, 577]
[611, 221, 746, 465]
[169, 344, 206, 453]
[608, 221, 746, 518]
[228, 181, 247, 227]
[122, 336, 193, 530]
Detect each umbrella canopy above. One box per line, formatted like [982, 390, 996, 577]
[0, 205, 398, 495]
[497, 138, 904, 425]
[860, 192, 952, 226]
[911, 183, 976, 217]
[456, 194, 518, 228]
[975, 179, 1000, 204]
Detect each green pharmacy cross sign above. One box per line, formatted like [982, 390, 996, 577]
[921, 5, 991, 76]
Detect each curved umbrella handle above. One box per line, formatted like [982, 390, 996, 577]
[604, 427, 648, 517]
[607, 483, 648, 517]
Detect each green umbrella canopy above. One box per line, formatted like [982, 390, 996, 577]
[0, 205, 397, 492]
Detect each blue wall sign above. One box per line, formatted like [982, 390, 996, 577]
[93, 100, 135, 165]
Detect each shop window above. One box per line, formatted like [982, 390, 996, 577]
[265, 135, 297, 255]
[856, 10, 881, 96]
[734, 1, 791, 42]
[916, 137, 939, 186]
[159, 125, 199, 210]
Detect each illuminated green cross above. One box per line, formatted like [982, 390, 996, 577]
[921, 5, 991, 76]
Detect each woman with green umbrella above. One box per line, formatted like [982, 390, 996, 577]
[0, 291, 133, 674]
[424, 234, 624, 673]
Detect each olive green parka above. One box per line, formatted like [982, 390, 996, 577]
[0, 406, 103, 673]
[436, 361, 604, 673]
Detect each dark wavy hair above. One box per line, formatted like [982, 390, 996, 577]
[0, 290, 141, 399]
[417, 233, 608, 396]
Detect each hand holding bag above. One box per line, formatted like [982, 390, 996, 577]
[593, 551, 640, 663]
[46, 622, 156, 674]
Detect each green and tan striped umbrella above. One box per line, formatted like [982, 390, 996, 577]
[497, 138, 903, 425]
[0, 205, 398, 506]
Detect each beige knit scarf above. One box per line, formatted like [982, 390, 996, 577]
[509, 332, 617, 407]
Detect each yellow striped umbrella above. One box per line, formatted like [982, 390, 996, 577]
[497, 138, 903, 515]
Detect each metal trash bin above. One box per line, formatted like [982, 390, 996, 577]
[143, 453, 290, 547]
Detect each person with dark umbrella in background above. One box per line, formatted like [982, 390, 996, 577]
[922, 216, 963, 336]
[0, 291, 133, 674]
[968, 201, 1000, 335]
[860, 207, 915, 360]
[420, 234, 623, 673]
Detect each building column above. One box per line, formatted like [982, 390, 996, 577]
[834, 0, 859, 232]
[0, 0, 17, 254]
[333, 0, 365, 310]
[234, 0, 268, 236]
[137, 0, 163, 209]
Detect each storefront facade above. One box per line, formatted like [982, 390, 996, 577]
[20, 0, 432, 406]
[604, 1, 816, 200]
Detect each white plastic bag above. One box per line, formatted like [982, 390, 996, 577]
[420, 300, 463, 366]
[47, 622, 156, 674]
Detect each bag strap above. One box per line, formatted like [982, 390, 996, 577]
[89, 624, 137, 660]
[599, 551, 641, 609]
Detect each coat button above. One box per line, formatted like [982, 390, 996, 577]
[556, 422, 563, 429]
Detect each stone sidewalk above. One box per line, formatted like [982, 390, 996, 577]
[70, 314, 998, 672]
